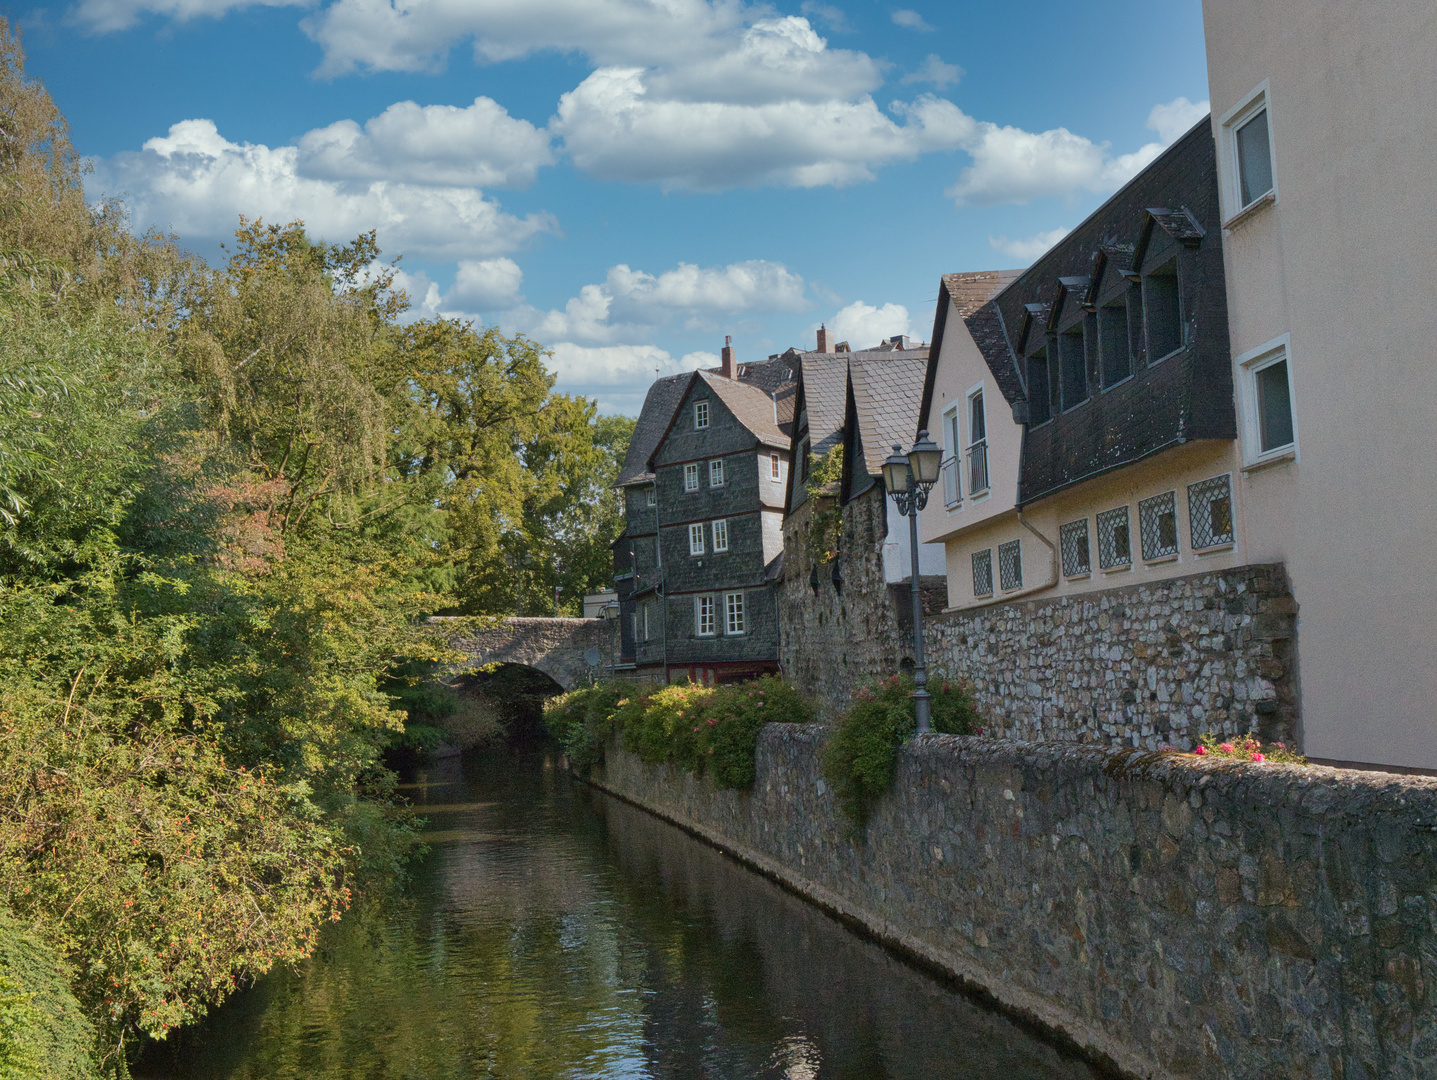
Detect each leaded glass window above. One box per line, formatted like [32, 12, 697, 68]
[1188, 475, 1234, 550]
[1060, 518, 1091, 577]
[998, 539, 1023, 591]
[972, 549, 993, 597]
[1139, 491, 1180, 561]
[1097, 506, 1132, 570]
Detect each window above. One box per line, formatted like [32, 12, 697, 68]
[712, 518, 729, 552]
[688, 522, 705, 556]
[972, 549, 993, 597]
[709, 458, 725, 487]
[967, 389, 989, 495]
[941, 405, 961, 507]
[684, 463, 700, 492]
[1027, 349, 1051, 425]
[1220, 82, 1276, 219]
[1060, 518, 1091, 577]
[1188, 474, 1234, 550]
[642, 604, 650, 642]
[694, 400, 709, 429]
[798, 438, 810, 482]
[695, 595, 715, 636]
[1144, 259, 1182, 361]
[998, 539, 1023, 591]
[770, 453, 781, 480]
[1097, 506, 1132, 570]
[1099, 301, 1132, 387]
[1139, 491, 1180, 561]
[724, 591, 745, 635]
[646, 486, 657, 507]
[1237, 336, 1298, 465]
[631, 612, 638, 644]
[1059, 326, 1088, 410]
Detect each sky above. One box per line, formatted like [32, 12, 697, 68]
[20, 0, 1210, 415]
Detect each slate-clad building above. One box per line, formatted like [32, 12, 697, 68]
[612, 340, 794, 684]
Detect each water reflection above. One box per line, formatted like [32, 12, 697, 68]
[136, 753, 1103, 1080]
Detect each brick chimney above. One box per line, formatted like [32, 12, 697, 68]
[816, 324, 833, 353]
[721, 335, 734, 379]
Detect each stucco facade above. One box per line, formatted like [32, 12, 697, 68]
[1202, 1, 1437, 769]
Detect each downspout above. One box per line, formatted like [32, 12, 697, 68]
[655, 477, 667, 685]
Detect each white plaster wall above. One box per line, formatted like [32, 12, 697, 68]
[881, 499, 947, 584]
[761, 508, 785, 565]
[1203, 0, 1437, 768]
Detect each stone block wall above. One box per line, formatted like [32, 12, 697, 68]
[590, 728, 1437, 1080]
[779, 488, 945, 718]
[925, 563, 1299, 751]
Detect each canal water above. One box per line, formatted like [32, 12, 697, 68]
[136, 752, 1104, 1080]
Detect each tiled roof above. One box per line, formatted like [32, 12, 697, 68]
[963, 302, 1026, 405]
[942, 270, 1023, 317]
[795, 353, 849, 456]
[697, 370, 791, 449]
[849, 354, 931, 479]
[920, 268, 1024, 431]
[616, 373, 690, 487]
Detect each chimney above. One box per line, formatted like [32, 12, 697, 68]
[721, 334, 734, 379]
[816, 323, 833, 353]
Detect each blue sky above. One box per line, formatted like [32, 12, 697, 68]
[22, 0, 1209, 415]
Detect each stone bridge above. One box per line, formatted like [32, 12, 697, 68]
[439, 617, 612, 692]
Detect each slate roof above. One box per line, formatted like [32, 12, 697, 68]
[696, 370, 791, 449]
[616, 373, 691, 487]
[942, 270, 1022, 318]
[919, 269, 1024, 433]
[794, 353, 849, 457]
[849, 355, 931, 479]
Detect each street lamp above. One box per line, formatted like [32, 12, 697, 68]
[882, 430, 943, 734]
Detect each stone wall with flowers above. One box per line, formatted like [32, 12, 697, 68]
[590, 726, 1437, 1080]
[923, 563, 1299, 751]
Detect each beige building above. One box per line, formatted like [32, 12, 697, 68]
[1201, 1, 1437, 770]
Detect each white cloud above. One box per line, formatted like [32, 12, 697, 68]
[944, 95, 1208, 207]
[66, 0, 307, 33]
[544, 343, 715, 415]
[901, 54, 961, 90]
[830, 300, 910, 350]
[297, 97, 553, 189]
[96, 118, 555, 262]
[890, 8, 933, 31]
[799, 1, 851, 33]
[444, 258, 524, 310]
[988, 227, 1070, 264]
[1147, 96, 1210, 143]
[553, 72, 971, 190]
[506, 259, 809, 343]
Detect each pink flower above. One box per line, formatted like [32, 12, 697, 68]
[1194, 745, 1208, 756]
[1219, 742, 1235, 753]
[1251, 752, 1265, 762]
[1275, 742, 1286, 749]
[707, 718, 716, 726]
[693, 727, 700, 733]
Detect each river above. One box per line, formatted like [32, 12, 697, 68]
[135, 751, 1106, 1080]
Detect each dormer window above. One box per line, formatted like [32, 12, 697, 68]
[1099, 299, 1132, 387]
[1027, 348, 1051, 426]
[694, 400, 710, 429]
[1144, 259, 1182, 362]
[1059, 324, 1087, 410]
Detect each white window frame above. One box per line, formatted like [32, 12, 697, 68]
[646, 485, 656, 507]
[641, 603, 650, 642]
[709, 458, 725, 487]
[770, 452, 781, 480]
[694, 400, 710, 429]
[966, 382, 989, 499]
[940, 403, 962, 509]
[724, 591, 745, 635]
[684, 463, 700, 492]
[711, 518, 729, 552]
[688, 522, 705, 556]
[1235, 333, 1298, 469]
[695, 595, 715, 636]
[1218, 80, 1277, 227]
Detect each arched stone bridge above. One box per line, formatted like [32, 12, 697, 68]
[438, 617, 612, 692]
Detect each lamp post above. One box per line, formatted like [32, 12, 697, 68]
[881, 431, 943, 734]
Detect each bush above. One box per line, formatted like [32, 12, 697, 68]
[0, 907, 96, 1080]
[1192, 731, 1306, 764]
[545, 676, 814, 789]
[822, 674, 979, 826]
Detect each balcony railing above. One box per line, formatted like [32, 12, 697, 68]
[966, 440, 989, 496]
[941, 457, 961, 507]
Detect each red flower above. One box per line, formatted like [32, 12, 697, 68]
[1251, 752, 1265, 762]
[1194, 745, 1208, 756]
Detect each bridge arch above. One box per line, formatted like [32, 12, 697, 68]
[441, 617, 611, 692]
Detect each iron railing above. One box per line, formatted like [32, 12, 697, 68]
[966, 440, 989, 495]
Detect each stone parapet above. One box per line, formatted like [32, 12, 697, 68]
[925, 562, 1299, 750]
[590, 726, 1437, 1080]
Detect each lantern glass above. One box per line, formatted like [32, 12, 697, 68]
[882, 445, 911, 494]
[909, 430, 943, 487]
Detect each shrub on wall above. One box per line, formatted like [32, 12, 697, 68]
[822, 674, 979, 826]
[544, 676, 814, 790]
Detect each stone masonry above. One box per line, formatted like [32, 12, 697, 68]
[924, 563, 1299, 751]
[440, 616, 608, 691]
[591, 727, 1437, 1080]
[779, 487, 944, 718]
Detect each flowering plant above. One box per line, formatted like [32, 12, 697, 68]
[1192, 731, 1306, 764]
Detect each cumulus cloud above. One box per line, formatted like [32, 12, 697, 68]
[890, 8, 933, 31]
[1147, 96, 1210, 143]
[66, 0, 307, 33]
[545, 343, 715, 415]
[506, 259, 809, 343]
[799, 1, 852, 33]
[553, 73, 971, 190]
[988, 228, 1070, 264]
[901, 54, 961, 90]
[97, 118, 555, 261]
[945, 94, 1211, 207]
[829, 300, 910, 350]
[444, 258, 524, 310]
[297, 97, 553, 188]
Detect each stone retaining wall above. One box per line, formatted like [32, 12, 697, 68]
[924, 563, 1299, 751]
[590, 727, 1437, 1080]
